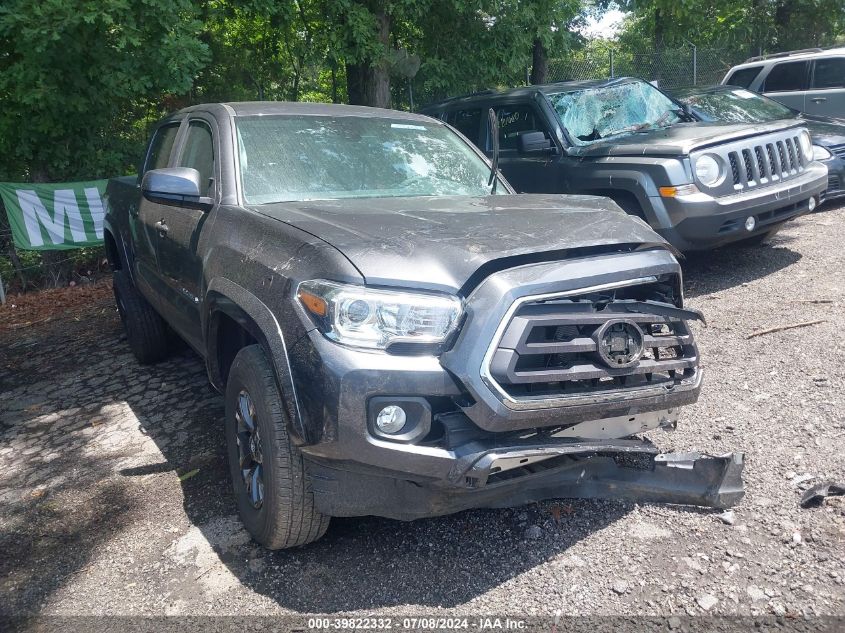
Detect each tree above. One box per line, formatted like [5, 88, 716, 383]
[0, 0, 208, 283]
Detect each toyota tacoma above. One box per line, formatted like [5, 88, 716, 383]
[104, 102, 744, 549]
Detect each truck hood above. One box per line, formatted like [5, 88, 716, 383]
[571, 120, 805, 158]
[250, 194, 669, 294]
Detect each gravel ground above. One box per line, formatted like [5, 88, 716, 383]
[1, 203, 844, 625]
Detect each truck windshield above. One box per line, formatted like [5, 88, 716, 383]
[236, 116, 498, 204]
[548, 81, 683, 146]
[677, 88, 796, 123]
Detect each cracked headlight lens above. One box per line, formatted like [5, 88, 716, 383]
[694, 154, 722, 187]
[297, 280, 463, 351]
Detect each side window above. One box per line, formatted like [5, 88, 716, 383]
[763, 61, 809, 92]
[178, 121, 215, 197]
[495, 105, 542, 150]
[451, 109, 482, 146]
[725, 66, 763, 89]
[812, 57, 845, 89]
[144, 124, 179, 173]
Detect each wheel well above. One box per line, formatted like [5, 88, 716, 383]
[585, 190, 647, 221]
[104, 231, 122, 270]
[215, 311, 258, 386]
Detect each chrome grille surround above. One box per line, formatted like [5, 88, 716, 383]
[691, 126, 810, 197]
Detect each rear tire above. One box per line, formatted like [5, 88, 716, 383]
[225, 344, 330, 549]
[112, 270, 169, 364]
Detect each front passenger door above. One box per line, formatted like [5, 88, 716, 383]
[761, 60, 809, 112]
[154, 119, 216, 349]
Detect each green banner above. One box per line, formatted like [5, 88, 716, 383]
[0, 179, 109, 250]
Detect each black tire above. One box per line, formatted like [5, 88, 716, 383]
[225, 344, 330, 549]
[112, 270, 170, 364]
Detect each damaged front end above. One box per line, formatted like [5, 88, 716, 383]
[307, 249, 745, 521]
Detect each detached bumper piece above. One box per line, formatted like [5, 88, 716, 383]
[454, 442, 745, 509]
[308, 441, 745, 520]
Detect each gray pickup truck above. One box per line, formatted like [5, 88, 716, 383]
[104, 102, 743, 549]
[423, 77, 828, 250]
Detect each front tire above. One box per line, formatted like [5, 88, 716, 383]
[225, 344, 329, 549]
[112, 270, 169, 364]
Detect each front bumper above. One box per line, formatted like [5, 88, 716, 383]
[820, 155, 845, 202]
[307, 445, 745, 520]
[654, 161, 827, 250]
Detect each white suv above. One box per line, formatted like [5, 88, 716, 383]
[721, 47, 845, 119]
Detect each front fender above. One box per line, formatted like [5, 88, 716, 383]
[205, 277, 313, 445]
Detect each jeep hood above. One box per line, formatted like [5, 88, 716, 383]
[250, 194, 669, 294]
[571, 120, 806, 158]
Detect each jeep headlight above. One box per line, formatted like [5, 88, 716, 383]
[812, 144, 831, 161]
[297, 280, 463, 351]
[798, 130, 813, 161]
[694, 154, 722, 187]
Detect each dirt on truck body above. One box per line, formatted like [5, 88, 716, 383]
[103, 101, 744, 549]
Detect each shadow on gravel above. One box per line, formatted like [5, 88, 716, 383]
[681, 244, 801, 298]
[125, 359, 632, 612]
[2, 296, 632, 615]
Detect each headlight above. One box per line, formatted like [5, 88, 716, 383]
[813, 144, 832, 160]
[798, 130, 813, 161]
[297, 280, 463, 351]
[694, 154, 722, 187]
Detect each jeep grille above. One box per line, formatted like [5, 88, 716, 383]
[726, 134, 807, 191]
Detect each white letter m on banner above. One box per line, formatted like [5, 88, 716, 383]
[16, 189, 88, 247]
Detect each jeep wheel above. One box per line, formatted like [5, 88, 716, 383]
[113, 270, 170, 364]
[225, 344, 330, 549]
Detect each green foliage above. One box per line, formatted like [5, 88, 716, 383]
[0, 0, 209, 182]
[612, 0, 845, 58]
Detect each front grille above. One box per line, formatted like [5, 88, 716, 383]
[829, 143, 845, 160]
[486, 283, 698, 403]
[724, 132, 806, 192]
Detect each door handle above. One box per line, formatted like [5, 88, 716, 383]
[811, 97, 827, 103]
[155, 220, 169, 236]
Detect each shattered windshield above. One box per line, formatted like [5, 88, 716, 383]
[678, 88, 796, 123]
[548, 81, 683, 146]
[236, 116, 499, 204]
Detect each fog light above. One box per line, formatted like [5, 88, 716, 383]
[376, 405, 407, 434]
[744, 216, 756, 232]
[808, 196, 817, 212]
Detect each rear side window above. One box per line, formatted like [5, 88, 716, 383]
[812, 57, 845, 89]
[178, 121, 215, 196]
[763, 61, 809, 92]
[495, 105, 542, 150]
[450, 109, 482, 146]
[144, 124, 179, 173]
[725, 66, 763, 88]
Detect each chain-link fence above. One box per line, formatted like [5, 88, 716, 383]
[548, 42, 746, 90]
